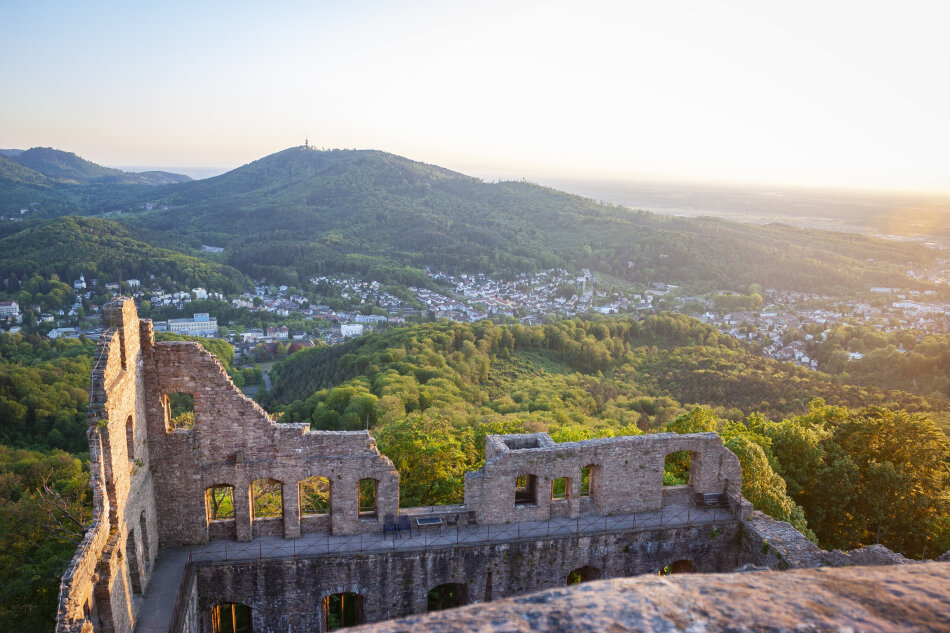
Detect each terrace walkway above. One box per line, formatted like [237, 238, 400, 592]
[134, 503, 736, 633]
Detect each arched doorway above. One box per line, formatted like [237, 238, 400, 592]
[566, 566, 601, 585]
[427, 583, 468, 612]
[659, 559, 697, 575]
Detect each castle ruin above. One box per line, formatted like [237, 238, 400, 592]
[55, 298, 936, 633]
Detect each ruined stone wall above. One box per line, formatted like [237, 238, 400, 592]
[56, 299, 158, 633]
[58, 298, 760, 633]
[141, 338, 399, 544]
[191, 522, 743, 633]
[465, 432, 747, 524]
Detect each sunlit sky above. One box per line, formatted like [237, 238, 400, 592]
[2, 1, 949, 193]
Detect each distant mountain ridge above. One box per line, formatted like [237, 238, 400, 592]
[8, 147, 191, 185]
[0, 144, 941, 297]
[125, 146, 938, 295]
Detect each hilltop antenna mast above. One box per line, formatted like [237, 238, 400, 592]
[305, 137, 309, 149]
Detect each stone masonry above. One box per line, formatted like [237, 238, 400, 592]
[56, 298, 766, 633]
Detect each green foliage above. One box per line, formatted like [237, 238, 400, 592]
[0, 332, 95, 451]
[0, 216, 247, 294]
[809, 324, 950, 404]
[0, 446, 91, 632]
[375, 413, 470, 506]
[766, 403, 950, 558]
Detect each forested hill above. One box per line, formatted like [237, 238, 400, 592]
[122, 146, 933, 294]
[263, 314, 945, 428]
[0, 216, 247, 293]
[7, 147, 191, 185]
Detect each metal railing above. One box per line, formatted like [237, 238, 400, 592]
[167, 549, 195, 633]
[187, 501, 738, 565]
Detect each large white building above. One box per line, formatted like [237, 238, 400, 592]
[168, 313, 218, 336]
[0, 301, 19, 317]
[340, 323, 364, 338]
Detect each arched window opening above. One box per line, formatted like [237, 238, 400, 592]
[139, 511, 151, 569]
[567, 566, 601, 585]
[358, 479, 377, 518]
[664, 451, 691, 486]
[580, 466, 594, 497]
[300, 476, 331, 516]
[251, 479, 283, 519]
[514, 474, 537, 506]
[323, 593, 364, 630]
[206, 485, 235, 522]
[427, 583, 468, 612]
[659, 559, 697, 575]
[212, 603, 252, 633]
[164, 392, 195, 430]
[551, 477, 569, 501]
[126, 529, 142, 595]
[125, 416, 135, 460]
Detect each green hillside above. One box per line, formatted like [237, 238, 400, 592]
[9, 147, 190, 185]
[264, 314, 944, 429]
[0, 216, 247, 293]
[125, 146, 936, 294]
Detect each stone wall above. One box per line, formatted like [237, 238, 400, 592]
[190, 522, 744, 633]
[56, 299, 158, 633]
[142, 337, 399, 544]
[465, 431, 748, 524]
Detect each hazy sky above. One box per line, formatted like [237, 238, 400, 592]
[2, 1, 949, 192]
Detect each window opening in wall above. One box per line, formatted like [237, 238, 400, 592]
[580, 466, 593, 497]
[567, 566, 601, 585]
[251, 479, 283, 519]
[212, 603, 252, 633]
[323, 593, 364, 630]
[126, 529, 142, 595]
[139, 511, 151, 569]
[659, 559, 697, 575]
[206, 485, 235, 521]
[164, 392, 195, 430]
[551, 477, 568, 500]
[299, 476, 331, 515]
[125, 415, 135, 459]
[514, 474, 537, 506]
[358, 478, 377, 518]
[664, 451, 691, 486]
[427, 583, 468, 612]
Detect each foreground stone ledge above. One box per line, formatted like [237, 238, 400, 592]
[355, 562, 950, 633]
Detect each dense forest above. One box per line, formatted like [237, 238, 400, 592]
[0, 217, 248, 295]
[264, 315, 943, 425]
[0, 446, 91, 631]
[807, 324, 950, 401]
[0, 333, 96, 452]
[264, 315, 949, 558]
